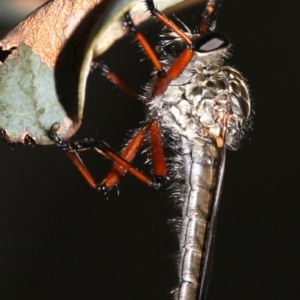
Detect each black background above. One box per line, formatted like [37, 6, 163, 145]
[0, 0, 299, 299]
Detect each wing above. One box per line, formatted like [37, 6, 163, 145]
[198, 145, 226, 300]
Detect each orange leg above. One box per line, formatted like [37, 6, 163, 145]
[50, 124, 162, 192]
[102, 122, 167, 190]
[94, 140, 154, 188]
[50, 122, 167, 193]
[91, 61, 140, 102]
[150, 121, 166, 184]
[152, 48, 194, 96]
[124, 12, 164, 75]
[101, 127, 147, 192]
[143, 0, 194, 96]
[67, 151, 98, 190]
[145, 0, 192, 46]
[200, 0, 221, 34]
[100, 122, 167, 190]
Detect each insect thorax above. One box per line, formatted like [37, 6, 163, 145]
[147, 42, 251, 151]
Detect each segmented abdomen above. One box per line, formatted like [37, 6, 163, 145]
[176, 136, 219, 300]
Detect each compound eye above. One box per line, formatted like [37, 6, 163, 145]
[193, 32, 230, 53]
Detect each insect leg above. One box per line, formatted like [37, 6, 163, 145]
[91, 61, 140, 102]
[123, 12, 165, 76]
[124, 7, 196, 79]
[67, 151, 99, 190]
[200, 0, 223, 34]
[142, 0, 195, 96]
[149, 121, 166, 185]
[94, 139, 158, 189]
[151, 48, 193, 96]
[50, 124, 160, 192]
[102, 121, 167, 190]
[100, 127, 147, 192]
[145, 0, 192, 46]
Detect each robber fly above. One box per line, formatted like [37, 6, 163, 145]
[50, 0, 251, 299]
